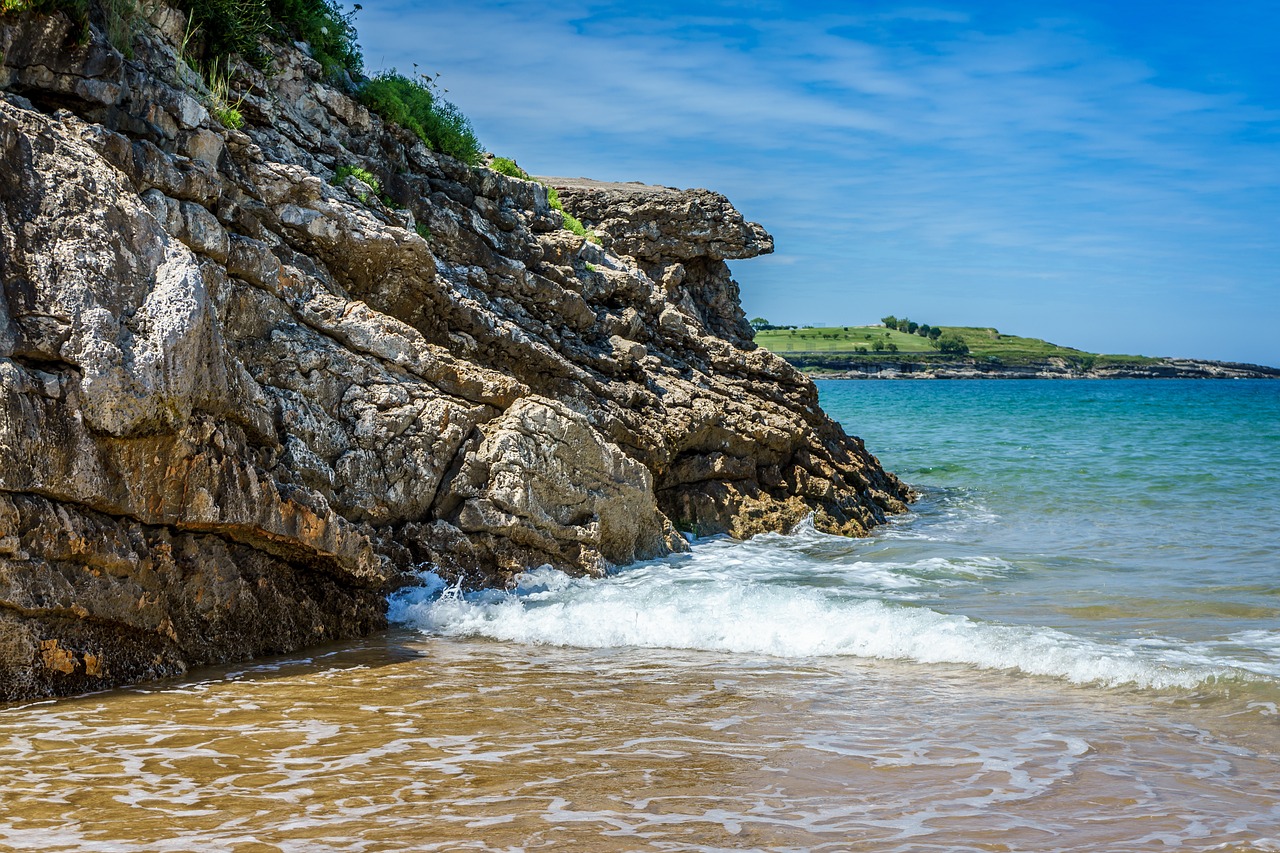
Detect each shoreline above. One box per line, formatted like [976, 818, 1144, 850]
[786, 356, 1280, 380]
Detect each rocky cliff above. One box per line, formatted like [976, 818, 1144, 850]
[0, 3, 910, 700]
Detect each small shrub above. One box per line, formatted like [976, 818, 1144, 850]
[415, 222, 431, 240]
[561, 211, 589, 237]
[490, 157, 531, 180]
[176, 0, 271, 66]
[332, 164, 380, 193]
[585, 262, 597, 272]
[358, 70, 481, 165]
[173, 0, 359, 78]
[268, 0, 361, 78]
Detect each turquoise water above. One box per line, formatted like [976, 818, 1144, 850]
[820, 378, 1280, 676]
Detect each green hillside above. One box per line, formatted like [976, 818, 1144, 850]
[754, 325, 1161, 369]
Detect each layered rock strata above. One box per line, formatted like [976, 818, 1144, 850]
[0, 3, 910, 700]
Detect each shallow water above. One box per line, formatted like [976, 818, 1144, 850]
[2, 379, 1279, 851]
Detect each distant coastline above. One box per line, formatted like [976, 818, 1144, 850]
[752, 323, 1279, 380]
[788, 356, 1280, 380]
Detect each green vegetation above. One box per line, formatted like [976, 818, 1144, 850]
[331, 164, 380, 192]
[173, 1, 482, 164]
[0, 0, 132, 49]
[754, 323, 1161, 369]
[882, 314, 943, 341]
[750, 317, 801, 331]
[489, 157, 531, 180]
[264, 0, 360, 76]
[415, 222, 431, 241]
[203, 56, 244, 127]
[561, 211, 590, 238]
[545, 186, 601, 244]
[0, 0, 73, 12]
[358, 70, 482, 165]
[3, 0, 487, 166]
[331, 164, 403, 208]
[171, 0, 359, 78]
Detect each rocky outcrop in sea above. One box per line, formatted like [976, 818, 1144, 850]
[0, 4, 910, 700]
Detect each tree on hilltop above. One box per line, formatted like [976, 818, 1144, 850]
[881, 315, 898, 330]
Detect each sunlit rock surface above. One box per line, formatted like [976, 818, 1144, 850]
[0, 3, 909, 700]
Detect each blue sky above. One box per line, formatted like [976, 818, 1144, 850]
[355, 1, 1280, 364]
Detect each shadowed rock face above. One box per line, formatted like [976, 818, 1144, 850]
[0, 2, 910, 701]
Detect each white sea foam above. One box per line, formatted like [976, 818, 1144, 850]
[387, 533, 1251, 691]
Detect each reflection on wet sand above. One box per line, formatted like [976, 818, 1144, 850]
[2, 633, 1278, 852]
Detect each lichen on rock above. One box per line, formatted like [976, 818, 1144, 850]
[0, 0, 911, 701]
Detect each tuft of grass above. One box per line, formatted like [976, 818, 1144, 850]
[174, 27, 247, 129]
[544, 186, 600, 242]
[414, 222, 431, 241]
[205, 56, 245, 127]
[103, 0, 137, 55]
[489, 156, 531, 180]
[562, 211, 590, 238]
[331, 163, 380, 193]
[358, 69, 481, 165]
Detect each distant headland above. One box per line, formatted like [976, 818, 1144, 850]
[752, 319, 1280, 379]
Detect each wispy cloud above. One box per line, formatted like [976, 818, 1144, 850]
[355, 1, 1280, 363]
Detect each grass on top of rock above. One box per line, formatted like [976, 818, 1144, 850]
[358, 70, 482, 166]
[489, 157, 531, 180]
[545, 186, 600, 244]
[486, 161, 601, 243]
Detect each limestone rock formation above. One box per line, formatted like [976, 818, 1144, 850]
[0, 2, 910, 700]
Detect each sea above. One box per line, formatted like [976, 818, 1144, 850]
[2, 378, 1278, 852]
